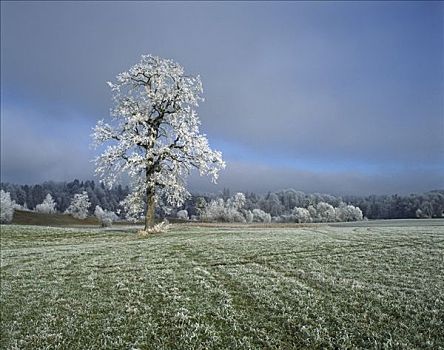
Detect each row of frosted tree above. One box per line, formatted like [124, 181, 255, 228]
[180, 188, 444, 220]
[1, 189, 118, 226]
[178, 192, 362, 223]
[1, 181, 443, 222]
[0, 180, 129, 214]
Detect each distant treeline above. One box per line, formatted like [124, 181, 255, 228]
[183, 188, 444, 220]
[0, 180, 130, 214]
[343, 192, 444, 219]
[1, 180, 443, 220]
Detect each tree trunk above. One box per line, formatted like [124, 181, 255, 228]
[145, 186, 155, 231]
[145, 127, 158, 231]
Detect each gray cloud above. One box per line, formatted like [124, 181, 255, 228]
[0, 105, 95, 184]
[189, 161, 444, 196]
[1, 1, 443, 194]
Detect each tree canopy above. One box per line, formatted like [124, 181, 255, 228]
[92, 55, 225, 230]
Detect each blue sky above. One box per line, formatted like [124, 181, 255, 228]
[1, 1, 443, 195]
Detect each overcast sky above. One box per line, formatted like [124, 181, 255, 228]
[1, 1, 443, 195]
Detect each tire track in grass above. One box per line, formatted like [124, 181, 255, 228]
[185, 227, 444, 349]
[228, 251, 402, 348]
[169, 240, 265, 349]
[253, 239, 444, 349]
[209, 262, 335, 349]
[206, 238, 444, 268]
[214, 249, 441, 349]
[126, 246, 262, 349]
[182, 240, 322, 349]
[166, 235, 312, 349]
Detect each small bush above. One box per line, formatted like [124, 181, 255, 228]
[94, 205, 117, 227]
[176, 209, 189, 220]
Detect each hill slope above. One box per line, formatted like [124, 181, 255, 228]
[11, 210, 99, 226]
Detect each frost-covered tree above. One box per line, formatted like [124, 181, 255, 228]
[252, 209, 272, 223]
[92, 55, 225, 231]
[335, 204, 363, 222]
[65, 192, 91, 219]
[1, 190, 15, 224]
[416, 201, 433, 219]
[316, 202, 337, 222]
[201, 193, 249, 223]
[244, 210, 254, 223]
[307, 205, 317, 221]
[225, 207, 247, 223]
[225, 192, 248, 223]
[292, 207, 312, 223]
[227, 192, 246, 211]
[415, 208, 426, 218]
[35, 194, 57, 214]
[94, 205, 117, 227]
[201, 198, 227, 222]
[259, 193, 284, 217]
[195, 197, 207, 216]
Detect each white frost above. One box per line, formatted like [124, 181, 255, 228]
[92, 55, 225, 221]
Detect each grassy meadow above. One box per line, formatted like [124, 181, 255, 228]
[1, 221, 443, 349]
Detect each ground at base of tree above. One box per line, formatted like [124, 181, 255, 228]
[1, 221, 443, 349]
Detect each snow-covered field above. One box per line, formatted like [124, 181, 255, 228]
[1, 221, 443, 349]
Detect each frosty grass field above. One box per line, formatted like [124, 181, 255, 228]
[1, 220, 443, 349]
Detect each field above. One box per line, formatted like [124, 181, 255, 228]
[1, 221, 443, 349]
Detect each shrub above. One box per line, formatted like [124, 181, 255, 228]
[94, 205, 117, 227]
[35, 194, 57, 214]
[176, 209, 189, 220]
[13, 203, 31, 211]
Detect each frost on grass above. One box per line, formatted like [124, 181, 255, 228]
[1, 221, 443, 349]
